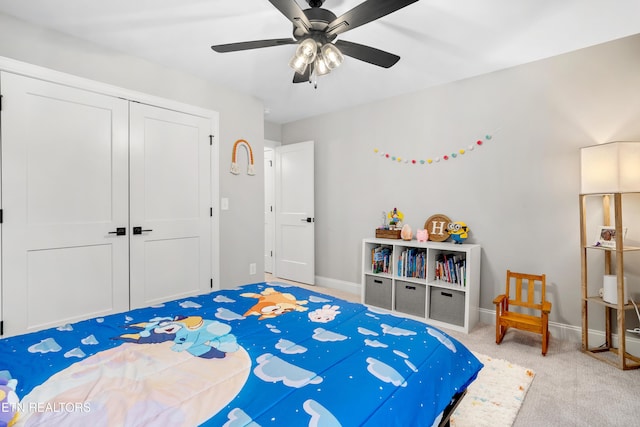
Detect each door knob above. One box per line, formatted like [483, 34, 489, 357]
[300, 217, 314, 223]
[132, 226, 153, 235]
[108, 227, 126, 236]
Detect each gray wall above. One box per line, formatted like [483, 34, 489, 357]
[265, 121, 283, 142]
[282, 33, 640, 328]
[0, 13, 265, 288]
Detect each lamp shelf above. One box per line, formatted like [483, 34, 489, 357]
[579, 190, 640, 370]
[583, 244, 640, 252]
[582, 347, 640, 370]
[583, 296, 637, 310]
[581, 192, 640, 196]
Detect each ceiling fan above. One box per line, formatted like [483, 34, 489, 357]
[211, 0, 420, 86]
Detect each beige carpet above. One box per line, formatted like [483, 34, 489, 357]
[451, 352, 535, 427]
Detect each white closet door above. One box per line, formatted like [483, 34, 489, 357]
[129, 102, 212, 308]
[0, 72, 130, 336]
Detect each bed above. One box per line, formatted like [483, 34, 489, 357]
[0, 282, 482, 427]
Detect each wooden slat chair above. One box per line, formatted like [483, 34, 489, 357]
[493, 270, 551, 355]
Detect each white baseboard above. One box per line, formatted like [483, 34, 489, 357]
[479, 308, 640, 355]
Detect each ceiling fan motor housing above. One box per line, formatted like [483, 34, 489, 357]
[293, 7, 338, 40]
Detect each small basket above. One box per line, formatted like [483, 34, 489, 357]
[375, 229, 402, 239]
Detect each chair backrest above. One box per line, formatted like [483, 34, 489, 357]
[505, 270, 546, 311]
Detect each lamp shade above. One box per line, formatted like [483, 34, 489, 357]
[321, 43, 344, 69]
[314, 53, 331, 76]
[289, 54, 308, 75]
[580, 141, 640, 194]
[295, 38, 317, 65]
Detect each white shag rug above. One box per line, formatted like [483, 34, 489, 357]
[451, 352, 535, 427]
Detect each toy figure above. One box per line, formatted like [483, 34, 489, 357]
[447, 221, 469, 244]
[387, 208, 404, 229]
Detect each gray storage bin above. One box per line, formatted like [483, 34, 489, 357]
[429, 287, 465, 327]
[395, 280, 426, 317]
[364, 275, 392, 309]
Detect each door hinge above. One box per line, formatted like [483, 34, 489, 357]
[0, 94, 3, 111]
[270, 206, 273, 212]
[0, 209, 3, 224]
[0, 321, 4, 336]
[210, 207, 213, 217]
[269, 160, 273, 167]
[210, 278, 213, 289]
[209, 135, 214, 146]
[270, 250, 273, 257]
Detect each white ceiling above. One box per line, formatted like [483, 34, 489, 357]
[1, 0, 639, 124]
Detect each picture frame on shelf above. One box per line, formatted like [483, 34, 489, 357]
[595, 225, 627, 248]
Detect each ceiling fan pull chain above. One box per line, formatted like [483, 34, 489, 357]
[311, 62, 318, 89]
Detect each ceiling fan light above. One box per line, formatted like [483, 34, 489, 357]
[296, 38, 318, 64]
[321, 43, 344, 69]
[289, 54, 308, 75]
[314, 54, 331, 76]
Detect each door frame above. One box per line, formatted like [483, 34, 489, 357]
[0, 56, 221, 333]
[264, 146, 275, 274]
[264, 139, 280, 276]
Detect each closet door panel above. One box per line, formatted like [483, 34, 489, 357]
[1, 72, 130, 336]
[129, 103, 211, 308]
[26, 245, 114, 327]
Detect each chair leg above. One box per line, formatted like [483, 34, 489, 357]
[496, 323, 506, 344]
[542, 313, 549, 356]
[542, 329, 549, 356]
[495, 311, 501, 344]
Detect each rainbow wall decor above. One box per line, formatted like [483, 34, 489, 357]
[230, 139, 255, 176]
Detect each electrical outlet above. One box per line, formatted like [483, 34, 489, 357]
[249, 263, 256, 275]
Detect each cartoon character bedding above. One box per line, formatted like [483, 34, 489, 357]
[0, 283, 482, 427]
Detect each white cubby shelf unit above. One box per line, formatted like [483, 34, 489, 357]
[361, 238, 481, 333]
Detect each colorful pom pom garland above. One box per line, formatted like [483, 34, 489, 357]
[373, 134, 495, 167]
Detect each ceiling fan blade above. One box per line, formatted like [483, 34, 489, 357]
[326, 0, 420, 37]
[293, 65, 311, 83]
[211, 38, 297, 53]
[269, 0, 312, 34]
[335, 40, 400, 68]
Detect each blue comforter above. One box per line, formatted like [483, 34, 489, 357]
[0, 282, 482, 426]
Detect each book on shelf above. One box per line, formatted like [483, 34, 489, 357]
[434, 253, 466, 286]
[397, 248, 426, 279]
[371, 246, 392, 274]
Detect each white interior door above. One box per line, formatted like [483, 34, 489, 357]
[129, 102, 212, 308]
[275, 141, 315, 284]
[1, 72, 130, 336]
[264, 147, 274, 274]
